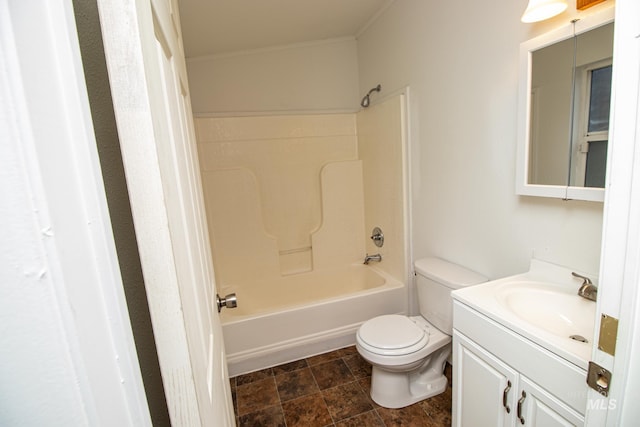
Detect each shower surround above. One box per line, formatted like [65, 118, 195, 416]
[195, 95, 408, 375]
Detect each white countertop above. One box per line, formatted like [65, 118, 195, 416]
[452, 259, 596, 370]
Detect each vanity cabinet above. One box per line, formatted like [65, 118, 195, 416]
[452, 301, 587, 427]
[454, 332, 517, 426]
[519, 376, 584, 427]
[454, 332, 583, 426]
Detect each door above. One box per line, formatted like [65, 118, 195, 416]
[453, 332, 517, 427]
[519, 377, 583, 427]
[96, 0, 234, 425]
[585, 0, 640, 424]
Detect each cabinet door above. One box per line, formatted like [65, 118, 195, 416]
[453, 332, 517, 427]
[518, 376, 584, 427]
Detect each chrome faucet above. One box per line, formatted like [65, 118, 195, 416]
[364, 253, 382, 265]
[572, 272, 597, 301]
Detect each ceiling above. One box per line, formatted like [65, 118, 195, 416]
[177, 0, 393, 58]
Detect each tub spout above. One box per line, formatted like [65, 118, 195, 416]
[364, 253, 382, 265]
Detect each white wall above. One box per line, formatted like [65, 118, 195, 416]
[186, 38, 360, 114]
[357, 0, 613, 280]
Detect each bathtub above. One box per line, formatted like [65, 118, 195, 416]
[219, 264, 406, 377]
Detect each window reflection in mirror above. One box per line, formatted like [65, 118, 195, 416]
[528, 22, 614, 188]
[572, 61, 612, 188]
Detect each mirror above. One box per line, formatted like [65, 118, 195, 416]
[516, 8, 614, 201]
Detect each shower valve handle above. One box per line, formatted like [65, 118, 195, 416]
[370, 227, 384, 248]
[216, 293, 237, 312]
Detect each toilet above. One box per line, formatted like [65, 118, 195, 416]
[356, 257, 487, 408]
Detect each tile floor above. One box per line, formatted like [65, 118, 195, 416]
[230, 346, 453, 426]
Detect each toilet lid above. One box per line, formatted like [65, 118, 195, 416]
[357, 315, 429, 356]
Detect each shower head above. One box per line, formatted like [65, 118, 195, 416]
[360, 84, 381, 108]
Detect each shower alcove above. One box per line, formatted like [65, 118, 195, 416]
[195, 94, 409, 376]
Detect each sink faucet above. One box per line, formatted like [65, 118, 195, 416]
[572, 272, 597, 301]
[364, 253, 382, 265]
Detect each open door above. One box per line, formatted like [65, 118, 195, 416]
[96, 0, 235, 424]
[585, 0, 640, 424]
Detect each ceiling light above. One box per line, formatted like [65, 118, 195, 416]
[521, 0, 568, 23]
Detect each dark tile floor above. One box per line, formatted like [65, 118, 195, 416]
[230, 346, 453, 427]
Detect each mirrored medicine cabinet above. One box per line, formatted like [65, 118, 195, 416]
[516, 8, 614, 202]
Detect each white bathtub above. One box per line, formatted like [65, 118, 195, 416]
[220, 264, 406, 377]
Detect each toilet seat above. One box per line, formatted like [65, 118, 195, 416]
[357, 315, 429, 356]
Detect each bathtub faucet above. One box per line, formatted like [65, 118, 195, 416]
[364, 253, 382, 265]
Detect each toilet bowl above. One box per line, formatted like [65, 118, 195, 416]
[356, 258, 487, 409]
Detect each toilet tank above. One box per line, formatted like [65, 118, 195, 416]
[414, 257, 487, 334]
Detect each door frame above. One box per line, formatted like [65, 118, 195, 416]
[1, 0, 151, 424]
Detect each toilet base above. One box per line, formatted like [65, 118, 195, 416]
[369, 345, 450, 409]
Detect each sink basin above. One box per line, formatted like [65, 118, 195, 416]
[452, 260, 599, 369]
[494, 281, 596, 340]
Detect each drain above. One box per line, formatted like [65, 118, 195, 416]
[569, 335, 589, 343]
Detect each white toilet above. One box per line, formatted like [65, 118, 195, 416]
[356, 257, 487, 408]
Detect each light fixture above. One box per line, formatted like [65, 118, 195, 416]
[521, 0, 568, 23]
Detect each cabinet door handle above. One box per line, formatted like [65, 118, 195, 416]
[502, 380, 511, 413]
[517, 390, 526, 424]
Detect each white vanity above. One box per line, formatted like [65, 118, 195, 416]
[451, 260, 596, 426]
